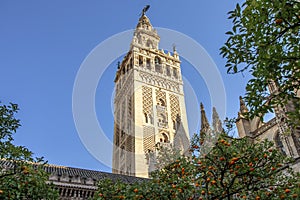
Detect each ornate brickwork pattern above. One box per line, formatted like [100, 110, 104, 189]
[170, 94, 180, 121]
[127, 94, 133, 132]
[114, 108, 121, 146]
[142, 86, 153, 115]
[126, 135, 134, 152]
[138, 71, 180, 93]
[143, 126, 155, 153]
[121, 100, 126, 130]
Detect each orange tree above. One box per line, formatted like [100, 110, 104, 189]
[95, 134, 300, 200]
[0, 102, 59, 199]
[220, 0, 300, 125]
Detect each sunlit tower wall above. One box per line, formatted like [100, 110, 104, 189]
[112, 13, 190, 178]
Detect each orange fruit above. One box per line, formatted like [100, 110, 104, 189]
[285, 189, 291, 193]
[275, 19, 283, 25]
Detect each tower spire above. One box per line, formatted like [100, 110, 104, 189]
[200, 103, 210, 133]
[131, 6, 159, 50]
[239, 96, 249, 117]
[212, 107, 223, 133]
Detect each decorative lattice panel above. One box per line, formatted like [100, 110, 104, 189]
[114, 108, 121, 147]
[170, 94, 180, 121]
[121, 100, 126, 129]
[143, 126, 155, 153]
[155, 89, 167, 107]
[128, 94, 133, 119]
[126, 135, 134, 152]
[142, 86, 153, 114]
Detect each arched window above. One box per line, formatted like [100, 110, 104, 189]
[158, 98, 166, 106]
[155, 56, 161, 65]
[146, 58, 151, 70]
[274, 132, 286, 155]
[129, 58, 133, 69]
[159, 132, 169, 143]
[146, 40, 152, 48]
[139, 56, 143, 66]
[121, 145, 125, 157]
[144, 113, 148, 123]
[166, 65, 171, 76]
[155, 57, 162, 73]
[162, 133, 169, 143]
[173, 67, 178, 78]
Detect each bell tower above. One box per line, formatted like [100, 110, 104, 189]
[112, 8, 190, 178]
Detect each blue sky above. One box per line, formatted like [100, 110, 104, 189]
[0, 0, 250, 172]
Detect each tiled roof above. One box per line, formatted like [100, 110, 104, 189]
[0, 160, 146, 184]
[44, 164, 145, 183]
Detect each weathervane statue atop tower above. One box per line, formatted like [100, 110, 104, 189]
[141, 5, 150, 16]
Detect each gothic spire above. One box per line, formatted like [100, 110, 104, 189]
[238, 96, 249, 119]
[136, 13, 153, 30]
[212, 107, 223, 133]
[239, 96, 249, 114]
[200, 103, 210, 133]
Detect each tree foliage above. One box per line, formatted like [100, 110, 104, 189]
[95, 134, 300, 199]
[0, 102, 59, 199]
[220, 0, 300, 124]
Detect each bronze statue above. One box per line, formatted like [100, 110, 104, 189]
[141, 5, 150, 16]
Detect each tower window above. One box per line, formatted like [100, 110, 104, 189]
[155, 57, 162, 73]
[144, 113, 148, 123]
[129, 58, 133, 69]
[166, 65, 171, 76]
[162, 133, 168, 143]
[146, 40, 152, 48]
[274, 132, 286, 155]
[159, 133, 169, 143]
[146, 58, 151, 70]
[154, 56, 161, 65]
[139, 56, 143, 66]
[158, 98, 166, 106]
[173, 68, 178, 78]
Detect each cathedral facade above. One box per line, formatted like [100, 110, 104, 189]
[112, 13, 190, 178]
[236, 82, 300, 172]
